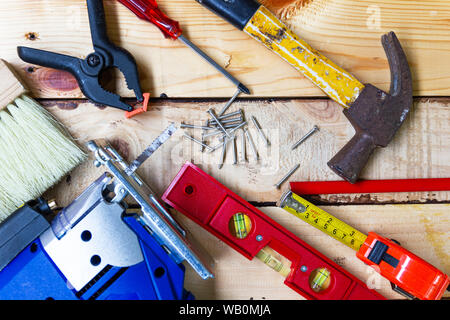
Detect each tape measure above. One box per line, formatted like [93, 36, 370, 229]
[280, 191, 367, 252]
[279, 190, 450, 300]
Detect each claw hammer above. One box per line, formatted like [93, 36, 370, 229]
[194, 0, 413, 183]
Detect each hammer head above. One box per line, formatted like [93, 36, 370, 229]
[328, 32, 413, 183]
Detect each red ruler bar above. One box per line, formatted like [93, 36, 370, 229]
[162, 163, 386, 300]
[290, 178, 450, 195]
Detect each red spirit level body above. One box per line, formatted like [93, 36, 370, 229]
[162, 163, 385, 300]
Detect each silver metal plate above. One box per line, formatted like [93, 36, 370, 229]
[40, 180, 143, 291]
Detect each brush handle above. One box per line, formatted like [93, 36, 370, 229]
[0, 59, 28, 110]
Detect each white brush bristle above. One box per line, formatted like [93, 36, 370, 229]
[0, 95, 86, 221]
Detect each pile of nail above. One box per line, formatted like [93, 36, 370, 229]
[182, 107, 271, 169]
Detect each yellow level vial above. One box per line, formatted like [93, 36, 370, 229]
[279, 191, 367, 252]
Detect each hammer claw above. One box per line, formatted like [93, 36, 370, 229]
[382, 32, 413, 99]
[328, 31, 413, 184]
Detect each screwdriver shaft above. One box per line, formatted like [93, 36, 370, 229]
[178, 35, 250, 95]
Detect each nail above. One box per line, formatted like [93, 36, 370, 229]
[201, 119, 209, 153]
[275, 164, 301, 189]
[244, 128, 259, 160]
[183, 133, 214, 152]
[181, 123, 212, 130]
[208, 109, 231, 138]
[291, 125, 319, 150]
[215, 110, 242, 121]
[203, 130, 224, 138]
[240, 129, 247, 163]
[232, 135, 237, 165]
[209, 116, 243, 126]
[222, 109, 242, 119]
[251, 116, 270, 147]
[227, 121, 247, 136]
[219, 137, 227, 169]
[209, 135, 233, 153]
[216, 121, 248, 140]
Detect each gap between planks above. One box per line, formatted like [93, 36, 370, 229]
[40, 97, 450, 207]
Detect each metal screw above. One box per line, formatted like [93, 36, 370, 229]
[256, 235, 263, 241]
[274, 164, 300, 189]
[300, 265, 308, 272]
[87, 54, 100, 67]
[291, 125, 319, 150]
[251, 116, 270, 147]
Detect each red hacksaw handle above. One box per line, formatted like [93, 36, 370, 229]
[162, 163, 386, 300]
[290, 178, 450, 195]
[117, 0, 182, 39]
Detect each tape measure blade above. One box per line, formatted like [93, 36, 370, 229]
[280, 191, 367, 252]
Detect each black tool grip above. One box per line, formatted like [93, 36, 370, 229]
[195, 0, 261, 30]
[17, 46, 81, 74]
[87, 0, 111, 50]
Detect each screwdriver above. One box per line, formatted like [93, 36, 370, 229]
[117, 0, 250, 95]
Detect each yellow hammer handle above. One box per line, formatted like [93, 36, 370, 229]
[244, 6, 364, 108]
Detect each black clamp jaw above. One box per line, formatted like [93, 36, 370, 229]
[17, 0, 143, 111]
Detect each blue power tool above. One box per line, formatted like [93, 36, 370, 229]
[0, 125, 213, 300]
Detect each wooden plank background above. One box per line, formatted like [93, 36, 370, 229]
[0, 0, 448, 300]
[1, 0, 450, 98]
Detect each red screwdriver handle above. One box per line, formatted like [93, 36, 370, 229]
[118, 0, 182, 39]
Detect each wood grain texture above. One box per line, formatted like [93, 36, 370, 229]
[42, 97, 450, 206]
[2, 0, 450, 98]
[178, 204, 450, 300]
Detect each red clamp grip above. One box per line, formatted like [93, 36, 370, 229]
[118, 0, 182, 40]
[162, 163, 386, 300]
[125, 92, 150, 118]
[357, 232, 449, 300]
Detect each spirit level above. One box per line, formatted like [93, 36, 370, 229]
[279, 190, 449, 300]
[162, 163, 385, 300]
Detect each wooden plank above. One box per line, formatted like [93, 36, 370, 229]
[2, 0, 450, 98]
[42, 97, 450, 206]
[178, 204, 450, 300]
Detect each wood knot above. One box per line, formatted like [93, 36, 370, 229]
[25, 32, 39, 41]
[24, 66, 79, 93]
